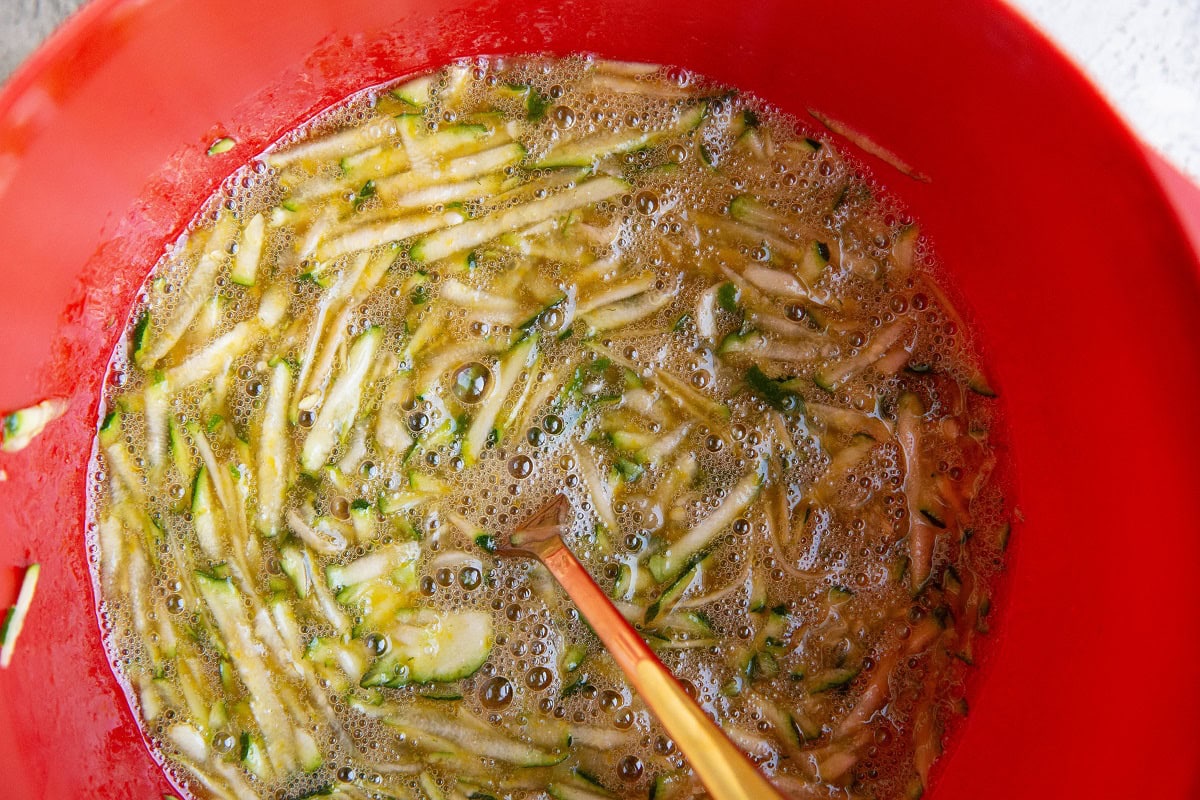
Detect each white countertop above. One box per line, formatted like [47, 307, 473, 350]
[2, 0, 1198, 181]
[1007, 0, 1200, 180]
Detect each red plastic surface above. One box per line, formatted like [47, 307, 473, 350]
[0, 0, 1198, 797]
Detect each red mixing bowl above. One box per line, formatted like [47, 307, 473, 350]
[1, 0, 1198, 797]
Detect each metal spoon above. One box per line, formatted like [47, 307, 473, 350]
[498, 494, 788, 800]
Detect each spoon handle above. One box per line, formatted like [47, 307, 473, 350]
[538, 540, 787, 800]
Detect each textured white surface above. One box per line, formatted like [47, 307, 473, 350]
[0, 0, 84, 79]
[1007, 0, 1200, 180]
[1, 0, 1198, 179]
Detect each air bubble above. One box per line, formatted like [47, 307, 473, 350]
[634, 191, 659, 216]
[364, 633, 389, 656]
[552, 106, 576, 128]
[526, 667, 552, 690]
[618, 755, 644, 781]
[211, 733, 236, 754]
[459, 567, 481, 590]
[508, 455, 533, 479]
[452, 362, 491, 404]
[481, 676, 514, 709]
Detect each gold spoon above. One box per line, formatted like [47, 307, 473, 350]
[499, 494, 788, 800]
